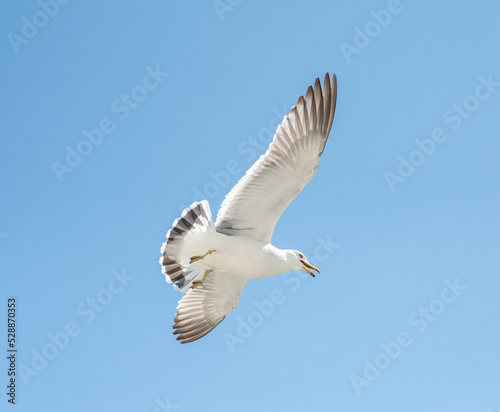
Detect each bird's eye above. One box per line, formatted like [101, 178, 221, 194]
[298, 253, 304, 259]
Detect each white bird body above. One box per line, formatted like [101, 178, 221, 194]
[179, 231, 293, 279]
[160, 73, 337, 343]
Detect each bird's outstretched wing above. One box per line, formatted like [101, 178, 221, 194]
[173, 271, 248, 343]
[216, 73, 337, 243]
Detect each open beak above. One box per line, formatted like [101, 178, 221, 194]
[300, 260, 320, 278]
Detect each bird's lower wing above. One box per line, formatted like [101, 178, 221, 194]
[215, 73, 337, 243]
[173, 271, 248, 343]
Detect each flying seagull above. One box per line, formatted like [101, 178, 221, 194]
[160, 73, 337, 343]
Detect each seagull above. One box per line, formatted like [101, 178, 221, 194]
[160, 73, 337, 343]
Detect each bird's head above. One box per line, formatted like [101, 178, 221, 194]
[289, 250, 320, 278]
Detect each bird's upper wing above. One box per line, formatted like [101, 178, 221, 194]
[215, 73, 337, 243]
[173, 270, 248, 343]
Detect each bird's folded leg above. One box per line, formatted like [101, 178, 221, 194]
[190, 249, 216, 264]
[191, 269, 213, 289]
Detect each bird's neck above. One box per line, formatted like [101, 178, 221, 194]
[276, 248, 299, 273]
[263, 245, 295, 276]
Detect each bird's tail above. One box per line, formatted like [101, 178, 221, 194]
[160, 200, 215, 293]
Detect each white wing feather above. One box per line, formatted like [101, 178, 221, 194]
[173, 271, 248, 343]
[215, 73, 337, 243]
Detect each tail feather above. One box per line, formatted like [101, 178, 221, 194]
[160, 200, 215, 292]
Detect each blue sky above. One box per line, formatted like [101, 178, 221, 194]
[1, 1, 500, 411]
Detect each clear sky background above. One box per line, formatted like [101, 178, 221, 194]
[1, 1, 500, 411]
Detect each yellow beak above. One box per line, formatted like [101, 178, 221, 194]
[300, 260, 320, 277]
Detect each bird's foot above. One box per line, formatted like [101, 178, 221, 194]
[191, 269, 213, 289]
[190, 249, 216, 264]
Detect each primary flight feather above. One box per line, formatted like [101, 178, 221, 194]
[160, 73, 337, 343]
